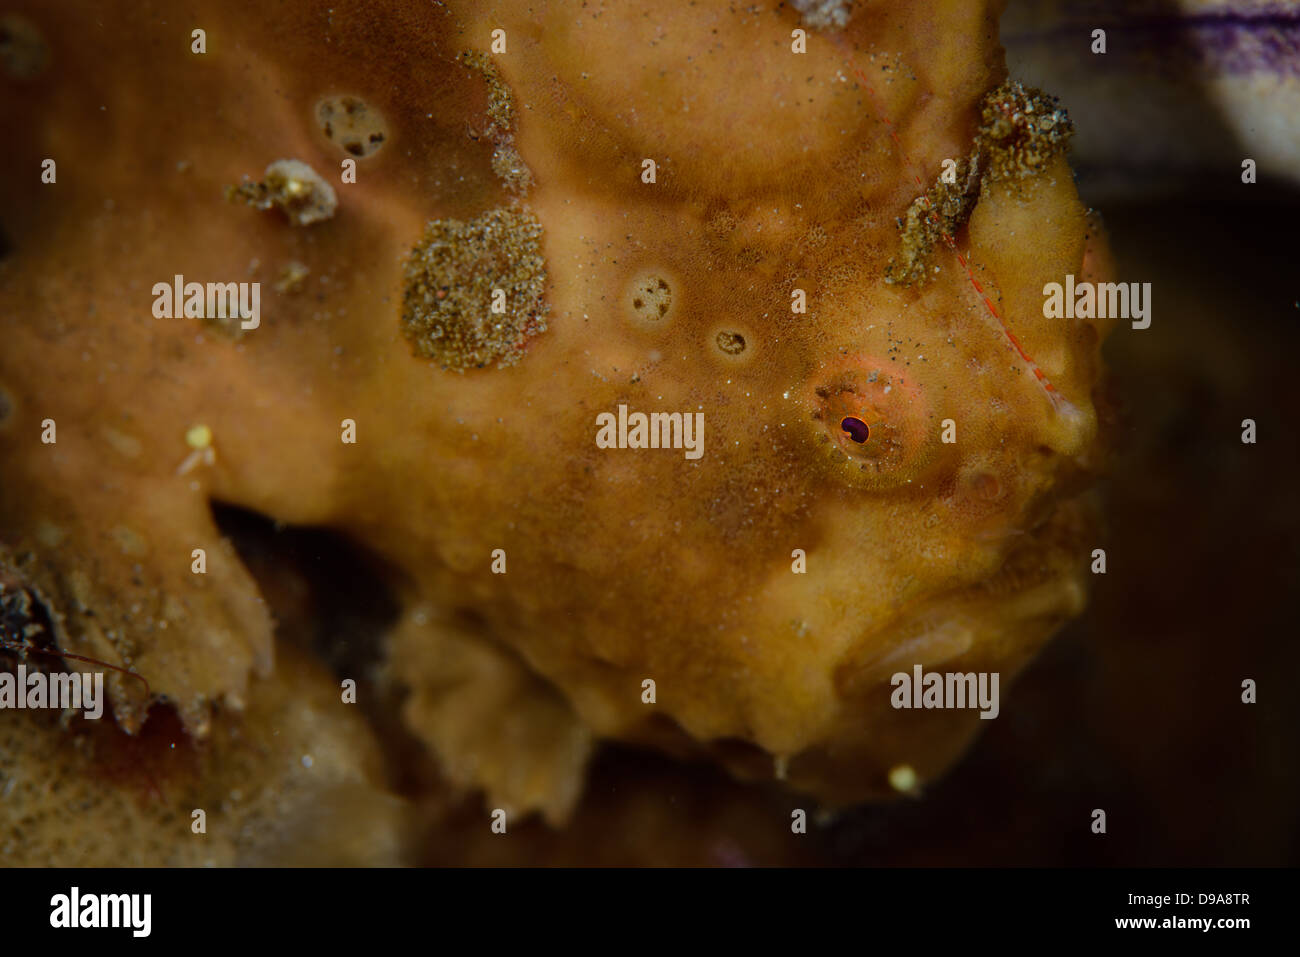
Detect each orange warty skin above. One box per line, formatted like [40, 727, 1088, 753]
[0, 0, 1114, 842]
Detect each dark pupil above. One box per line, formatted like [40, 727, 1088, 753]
[841, 416, 870, 443]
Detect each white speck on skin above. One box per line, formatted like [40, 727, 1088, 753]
[888, 763, 918, 793]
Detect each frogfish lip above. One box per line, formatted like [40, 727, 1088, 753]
[837, 489, 1091, 698]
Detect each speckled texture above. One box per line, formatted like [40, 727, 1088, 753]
[886, 80, 1075, 285]
[400, 206, 549, 371]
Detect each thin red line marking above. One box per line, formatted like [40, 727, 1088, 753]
[842, 56, 1063, 404]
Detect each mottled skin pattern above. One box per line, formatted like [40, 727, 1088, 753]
[0, 0, 1113, 839]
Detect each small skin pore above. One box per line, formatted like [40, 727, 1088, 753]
[315, 95, 388, 158]
[460, 52, 533, 194]
[626, 274, 674, 326]
[715, 330, 746, 355]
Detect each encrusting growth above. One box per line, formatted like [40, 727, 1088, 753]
[460, 51, 533, 194]
[400, 207, 549, 371]
[226, 158, 338, 227]
[886, 155, 983, 286]
[886, 81, 1074, 285]
[977, 81, 1074, 183]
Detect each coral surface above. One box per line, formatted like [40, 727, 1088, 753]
[0, 0, 1115, 860]
[1004, 0, 1300, 198]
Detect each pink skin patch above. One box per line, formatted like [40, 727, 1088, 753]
[809, 354, 934, 483]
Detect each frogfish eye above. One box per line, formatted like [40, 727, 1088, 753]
[841, 416, 870, 443]
[807, 356, 940, 489]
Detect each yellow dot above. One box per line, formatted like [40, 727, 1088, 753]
[185, 424, 213, 449]
[888, 764, 918, 793]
